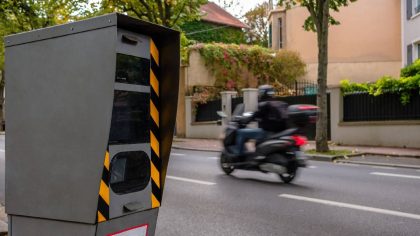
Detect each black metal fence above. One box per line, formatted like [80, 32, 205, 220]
[195, 99, 222, 122]
[276, 80, 318, 97]
[231, 97, 244, 114]
[343, 91, 420, 122]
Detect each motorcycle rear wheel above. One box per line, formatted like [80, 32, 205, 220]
[220, 152, 234, 175]
[278, 171, 296, 183]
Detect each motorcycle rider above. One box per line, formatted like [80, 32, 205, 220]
[235, 84, 289, 156]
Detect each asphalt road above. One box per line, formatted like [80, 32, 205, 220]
[155, 149, 420, 236]
[1, 140, 420, 235]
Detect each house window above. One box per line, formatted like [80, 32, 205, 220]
[417, 43, 420, 60]
[415, 0, 420, 14]
[278, 18, 283, 49]
[407, 44, 413, 65]
[268, 23, 272, 48]
[407, 0, 412, 19]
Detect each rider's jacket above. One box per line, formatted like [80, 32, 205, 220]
[252, 100, 288, 132]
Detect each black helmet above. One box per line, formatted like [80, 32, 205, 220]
[258, 84, 275, 101]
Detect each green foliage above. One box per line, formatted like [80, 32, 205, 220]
[0, 0, 92, 75]
[188, 85, 223, 104]
[243, 2, 270, 46]
[340, 60, 420, 105]
[339, 79, 369, 93]
[278, 0, 357, 32]
[100, 0, 208, 28]
[400, 59, 420, 77]
[181, 33, 193, 65]
[0, 0, 91, 33]
[190, 43, 306, 92]
[181, 21, 246, 44]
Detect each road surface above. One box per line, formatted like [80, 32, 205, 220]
[155, 149, 420, 236]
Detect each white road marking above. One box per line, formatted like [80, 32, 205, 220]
[166, 175, 216, 185]
[0, 149, 4, 152]
[279, 194, 420, 220]
[370, 172, 420, 180]
[171, 153, 186, 156]
[308, 166, 318, 169]
[207, 157, 219, 160]
[370, 166, 396, 170]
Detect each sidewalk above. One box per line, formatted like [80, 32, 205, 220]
[172, 138, 420, 169]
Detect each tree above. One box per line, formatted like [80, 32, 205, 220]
[0, 1, 91, 33]
[243, 1, 270, 46]
[100, 0, 208, 28]
[0, 0, 91, 130]
[278, 0, 356, 152]
[214, 0, 242, 18]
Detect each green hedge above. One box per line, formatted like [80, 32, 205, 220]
[340, 59, 420, 105]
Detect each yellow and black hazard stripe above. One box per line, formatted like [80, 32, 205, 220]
[97, 149, 110, 223]
[150, 38, 161, 208]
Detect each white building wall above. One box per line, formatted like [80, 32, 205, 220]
[402, 0, 420, 65]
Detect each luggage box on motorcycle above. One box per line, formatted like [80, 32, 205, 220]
[288, 105, 318, 128]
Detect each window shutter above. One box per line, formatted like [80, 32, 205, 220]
[407, 0, 412, 19]
[407, 44, 413, 65]
[418, 44, 420, 60]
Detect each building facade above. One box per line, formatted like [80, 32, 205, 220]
[402, 0, 420, 65]
[269, 0, 402, 85]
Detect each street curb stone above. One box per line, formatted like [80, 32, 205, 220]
[363, 152, 420, 159]
[172, 145, 221, 153]
[307, 153, 365, 162]
[335, 160, 420, 169]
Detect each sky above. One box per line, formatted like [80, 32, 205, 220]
[88, 0, 270, 19]
[215, 0, 269, 18]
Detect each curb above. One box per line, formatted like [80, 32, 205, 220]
[306, 153, 365, 162]
[308, 154, 335, 162]
[363, 152, 420, 159]
[334, 160, 420, 169]
[172, 145, 221, 153]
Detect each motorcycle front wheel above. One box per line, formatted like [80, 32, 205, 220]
[220, 152, 234, 175]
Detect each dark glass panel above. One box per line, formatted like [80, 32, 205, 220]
[116, 53, 150, 85]
[110, 151, 150, 194]
[109, 90, 150, 144]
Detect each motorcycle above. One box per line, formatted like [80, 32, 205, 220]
[218, 104, 318, 183]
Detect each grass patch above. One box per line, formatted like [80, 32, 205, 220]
[305, 149, 354, 156]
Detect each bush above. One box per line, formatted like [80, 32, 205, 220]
[340, 59, 420, 105]
[400, 59, 420, 77]
[190, 43, 306, 92]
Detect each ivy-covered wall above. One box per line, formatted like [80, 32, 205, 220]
[181, 21, 246, 44]
[183, 43, 306, 103]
